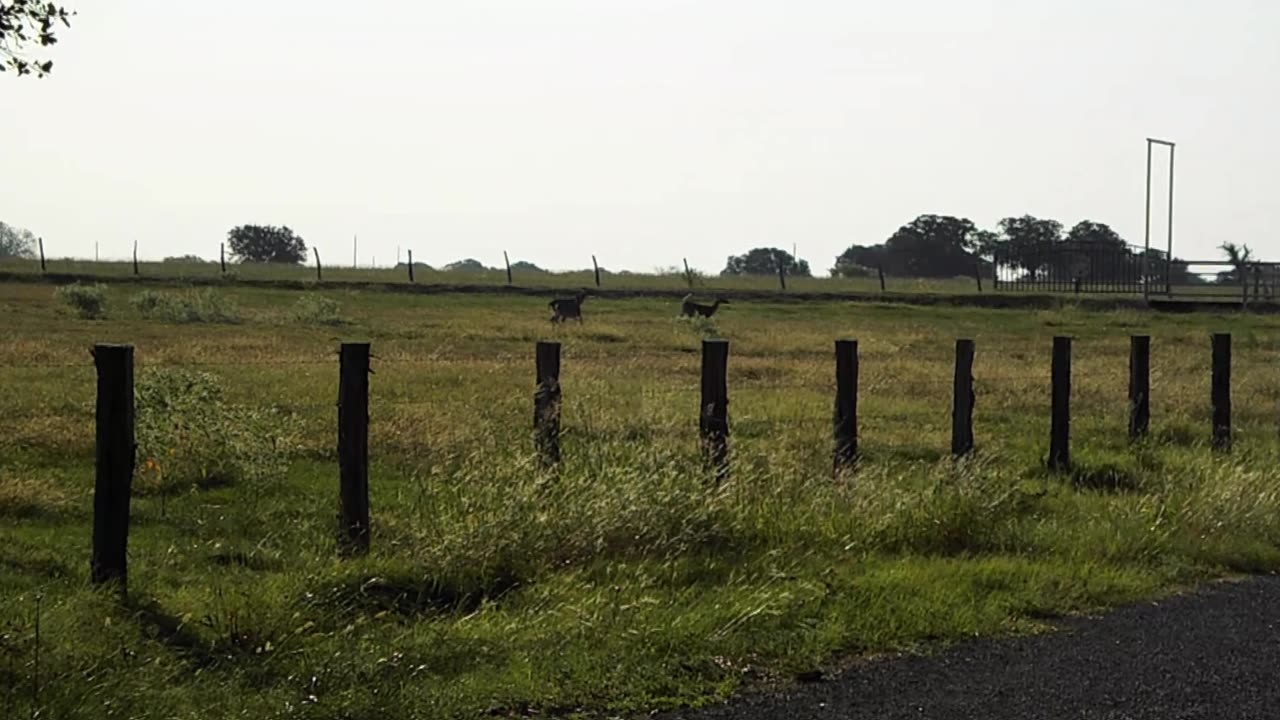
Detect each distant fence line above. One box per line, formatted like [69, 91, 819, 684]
[85, 333, 1239, 593]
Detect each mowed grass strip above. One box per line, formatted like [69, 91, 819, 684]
[2, 281, 1280, 719]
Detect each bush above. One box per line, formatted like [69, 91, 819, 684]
[134, 368, 299, 493]
[55, 283, 108, 319]
[291, 294, 343, 326]
[130, 288, 241, 324]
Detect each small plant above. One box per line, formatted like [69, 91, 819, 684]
[291, 294, 343, 326]
[55, 283, 108, 319]
[677, 314, 720, 339]
[135, 368, 299, 493]
[130, 288, 241, 324]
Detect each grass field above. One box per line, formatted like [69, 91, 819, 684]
[3, 280, 1280, 719]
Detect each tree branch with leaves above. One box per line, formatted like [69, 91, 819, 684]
[1, 1, 74, 77]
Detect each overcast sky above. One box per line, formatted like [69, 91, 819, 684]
[2, 1, 1277, 273]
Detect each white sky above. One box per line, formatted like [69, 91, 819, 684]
[2, 1, 1278, 273]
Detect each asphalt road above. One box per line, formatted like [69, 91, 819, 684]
[677, 576, 1280, 720]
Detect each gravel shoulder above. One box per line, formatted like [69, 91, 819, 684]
[675, 576, 1280, 720]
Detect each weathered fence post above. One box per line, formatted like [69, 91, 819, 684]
[700, 339, 730, 481]
[220, 243, 227, 274]
[1129, 335, 1150, 441]
[1212, 333, 1231, 452]
[132, 241, 139, 276]
[877, 266, 886, 292]
[833, 340, 858, 474]
[504, 251, 513, 285]
[777, 254, 787, 291]
[92, 344, 135, 588]
[952, 339, 975, 456]
[683, 258, 694, 288]
[407, 249, 415, 283]
[535, 341, 562, 467]
[974, 262, 984, 292]
[338, 343, 370, 554]
[314, 248, 323, 282]
[38, 237, 46, 272]
[1049, 336, 1072, 471]
[592, 255, 601, 288]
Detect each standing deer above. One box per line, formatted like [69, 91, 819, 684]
[681, 294, 730, 318]
[549, 290, 588, 323]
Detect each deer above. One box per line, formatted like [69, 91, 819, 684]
[549, 290, 588, 324]
[681, 294, 730, 318]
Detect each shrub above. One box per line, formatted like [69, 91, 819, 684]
[55, 283, 108, 319]
[134, 368, 299, 493]
[291, 294, 343, 326]
[130, 288, 241, 324]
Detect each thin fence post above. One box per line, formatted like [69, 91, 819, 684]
[407, 249, 415, 283]
[504, 251, 513, 285]
[220, 243, 227, 274]
[592, 255, 601, 288]
[974, 262, 984, 293]
[952, 339, 975, 456]
[1049, 336, 1072, 471]
[877, 266, 886, 292]
[314, 248, 323, 282]
[1213, 333, 1231, 452]
[700, 340, 730, 481]
[833, 340, 858, 474]
[132, 241, 139, 276]
[683, 258, 694, 288]
[92, 344, 135, 589]
[1129, 335, 1150, 441]
[535, 342, 562, 467]
[38, 237, 46, 272]
[777, 255, 787, 291]
[338, 343, 370, 554]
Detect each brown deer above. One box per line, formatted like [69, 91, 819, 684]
[681, 294, 729, 318]
[549, 290, 588, 323]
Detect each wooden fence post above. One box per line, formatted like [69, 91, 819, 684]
[1212, 333, 1231, 452]
[92, 344, 135, 588]
[878, 266, 886, 292]
[407, 249, 415, 283]
[314, 248, 323, 282]
[338, 343, 370, 554]
[700, 339, 730, 481]
[777, 255, 787, 291]
[1129, 335, 1150, 441]
[683, 258, 694, 288]
[974, 262, 984, 293]
[952, 339, 975, 456]
[833, 340, 858, 474]
[592, 255, 601, 288]
[1049, 336, 1072, 471]
[535, 342, 562, 466]
[220, 243, 227, 274]
[504, 251, 513, 285]
[132, 241, 139, 275]
[39, 237, 46, 272]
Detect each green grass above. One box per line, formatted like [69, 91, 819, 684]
[3, 281, 1280, 718]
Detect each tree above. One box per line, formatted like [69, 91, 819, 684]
[1, 1, 74, 77]
[1065, 220, 1126, 249]
[832, 214, 986, 278]
[722, 248, 811, 277]
[0, 220, 36, 258]
[163, 255, 210, 264]
[1219, 242, 1254, 283]
[227, 225, 307, 264]
[510, 260, 545, 272]
[443, 259, 490, 273]
[993, 215, 1064, 279]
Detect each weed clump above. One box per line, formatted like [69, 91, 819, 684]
[135, 368, 299, 492]
[131, 288, 240, 324]
[291, 294, 343, 326]
[55, 283, 108, 319]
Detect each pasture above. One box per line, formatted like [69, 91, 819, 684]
[3, 280, 1280, 719]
